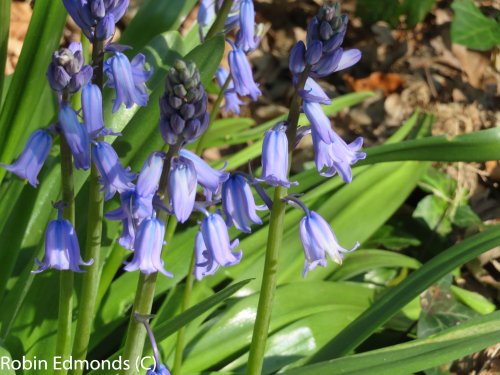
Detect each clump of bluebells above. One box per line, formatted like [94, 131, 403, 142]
[1, 0, 152, 273]
[2, 0, 363, 281]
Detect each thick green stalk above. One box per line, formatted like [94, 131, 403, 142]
[69, 39, 105, 375]
[121, 144, 181, 375]
[205, 0, 234, 40]
[55, 132, 76, 375]
[172, 253, 196, 375]
[173, 75, 231, 374]
[246, 66, 311, 375]
[122, 272, 159, 375]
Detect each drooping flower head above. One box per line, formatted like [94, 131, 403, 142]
[200, 212, 242, 268]
[159, 59, 209, 146]
[124, 215, 172, 277]
[260, 122, 297, 188]
[168, 156, 197, 223]
[193, 231, 219, 281]
[216, 67, 245, 115]
[58, 103, 91, 170]
[47, 43, 93, 94]
[222, 174, 263, 233]
[179, 149, 229, 198]
[312, 129, 366, 183]
[300, 210, 358, 277]
[104, 52, 152, 112]
[33, 202, 93, 273]
[302, 100, 335, 144]
[1, 129, 52, 187]
[228, 41, 261, 101]
[235, 0, 257, 53]
[92, 141, 136, 201]
[82, 83, 105, 136]
[62, 0, 129, 40]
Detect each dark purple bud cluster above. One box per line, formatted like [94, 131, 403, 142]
[159, 60, 209, 146]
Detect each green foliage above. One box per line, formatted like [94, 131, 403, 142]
[0, 2, 498, 374]
[451, 0, 500, 51]
[283, 311, 500, 375]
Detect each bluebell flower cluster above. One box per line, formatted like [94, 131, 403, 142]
[202, 0, 260, 115]
[289, 2, 364, 183]
[252, 2, 364, 274]
[1, 0, 158, 275]
[63, 0, 129, 40]
[47, 43, 93, 97]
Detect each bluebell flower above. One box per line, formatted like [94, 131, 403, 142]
[289, 41, 306, 74]
[311, 129, 366, 183]
[92, 141, 136, 201]
[235, 0, 257, 52]
[216, 67, 244, 115]
[302, 100, 335, 144]
[82, 83, 105, 136]
[63, 0, 129, 40]
[222, 175, 263, 233]
[104, 52, 152, 112]
[58, 103, 91, 170]
[168, 156, 197, 223]
[311, 48, 361, 78]
[1, 129, 52, 187]
[228, 42, 261, 101]
[193, 231, 219, 281]
[300, 210, 358, 277]
[299, 77, 331, 105]
[201, 212, 242, 267]
[260, 123, 297, 187]
[33, 203, 93, 273]
[104, 191, 138, 250]
[124, 216, 173, 276]
[47, 43, 92, 94]
[136, 152, 165, 199]
[179, 149, 229, 198]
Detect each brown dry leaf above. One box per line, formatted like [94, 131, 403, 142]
[485, 161, 500, 182]
[343, 72, 403, 96]
[451, 43, 490, 89]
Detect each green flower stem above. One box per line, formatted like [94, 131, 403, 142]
[55, 126, 76, 375]
[69, 39, 105, 375]
[173, 75, 230, 375]
[122, 272, 159, 375]
[121, 144, 181, 375]
[205, 0, 234, 40]
[246, 66, 311, 375]
[172, 253, 196, 375]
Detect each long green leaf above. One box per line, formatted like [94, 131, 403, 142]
[364, 128, 500, 164]
[285, 311, 500, 375]
[120, 0, 197, 50]
[0, 0, 10, 102]
[307, 226, 500, 363]
[0, 0, 66, 184]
